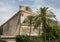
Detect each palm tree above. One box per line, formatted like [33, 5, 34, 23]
[23, 16, 34, 36]
[33, 7, 56, 42]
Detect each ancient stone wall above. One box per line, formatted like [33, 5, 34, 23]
[1, 5, 43, 42]
[3, 13, 19, 36]
[0, 36, 16, 42]
[2, 5, 42, 36]
[2, 10, 34, 36]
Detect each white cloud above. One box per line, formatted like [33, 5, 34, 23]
[0, 1, 13, 12]
[0, 0, 60, 25]
[0, 1, 16, 25]
[48, 7, 60, 21]
[53, 9, 60, 21]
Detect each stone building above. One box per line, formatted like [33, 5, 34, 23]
[0, 5, 43, 42]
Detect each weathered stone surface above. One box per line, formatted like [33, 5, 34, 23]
[0, 36, 16, 42]
[2, 10, 38, 36]
[1, 5, 43, 42]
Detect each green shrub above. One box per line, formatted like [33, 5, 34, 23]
[16, 35, 43, 42]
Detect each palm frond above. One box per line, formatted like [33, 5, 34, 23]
[47, 18, 58, 27]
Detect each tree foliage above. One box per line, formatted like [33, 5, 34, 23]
[45, 25, 60, 40]
[23, 7, 60, 42]
[25, 6, 32, 12]
[23, 16, 34, 36]
[16, 35, 43, 42]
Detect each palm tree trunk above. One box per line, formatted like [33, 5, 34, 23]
[44, 31, 46, 42]
[48, 38, 50, 42]
[42, 17, 47, 42]
[29, 25, 31, 36]
[29, 21, 32, 36]
[54, 39, 55, 42]
[39, 26, 40, 36]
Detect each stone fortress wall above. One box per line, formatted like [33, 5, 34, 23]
[0, 5, 43, 42]
[2, 5, 43, 36]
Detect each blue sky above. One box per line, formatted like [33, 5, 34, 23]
[0, 0, 60, 25]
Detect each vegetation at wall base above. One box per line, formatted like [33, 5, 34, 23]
[16, 35, 43, 42]
[16, 34, 60, 42]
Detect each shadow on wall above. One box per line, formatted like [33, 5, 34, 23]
[0, 26, 3, 35]
[0, 40, 7, 42]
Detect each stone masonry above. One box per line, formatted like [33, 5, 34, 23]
[0, 5, 43, 42]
